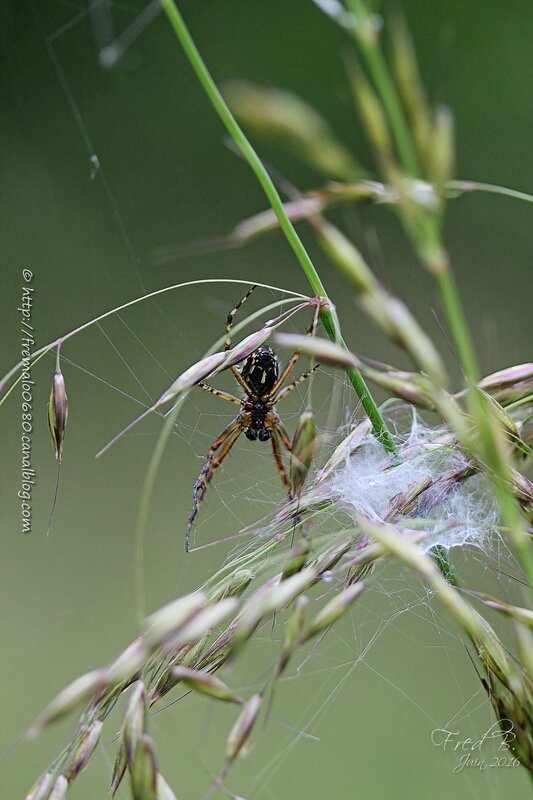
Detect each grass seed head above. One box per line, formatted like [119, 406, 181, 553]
[514, 624, 533, 684]
[309, 220, 446, 383]
[130, 734, 158, 800]
[484, 666, 533, 772]
[237, 568, 317, 642]
[371, 295, 447, 384]
[224, 80, 363, 180]
[466, 591, 533, 628]
[350, 66, 392, 162]
[281, 541, 312, 579]
[26, 772, 54, 800]
[477, 363, 533, 405]
[226, 694, 262, 763]
[279, 595, 310, 674]
[301, 582, 365, 643]
[290, 410, 316, 497]
[314, 221, 376, 294]
[311, 536, 353, 576]
[222, 327, 274, 368]
[478, 389, 520, 442]
[159, 354, 226, 406]
[317, 418, 371, 482]
[209, 569, 255, 603]
[163, 599, 238, 654]
[360, 365, 436, 410]
[156, 774, 178, 800]
[145, 592, 207, 649]
[470, 611, 521, 693]
[49, 776, 68, 800]
[106, 637, 148, 685]
[123, 681, 147, 766]
[111, 739, 128, 796]
[64, 720, 103, 780]
[390, 15, 432, 171]
[28, 669, 107, 739]
[429, 106, 455, 192]
[275, 332, 359, 368]
[171, 666, 243, 704]
[48, 369, 68, 462]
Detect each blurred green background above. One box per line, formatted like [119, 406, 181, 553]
[1, 1, 532, 797]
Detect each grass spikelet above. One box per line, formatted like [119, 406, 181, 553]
[301, 582, 366, 643]
[290, 410, 317, 498]
[225, 694, 263, 764]
[47, 364, 68, 463]
[27, 669, 107, 739]
[161, 599, 238, 654]
[123, 681, 147, 766]
[64, 720, 103, 780]
[171, 666, 243, 704]
[224, 80, 364, 180]
[156, 774, 178, 800]
[235, 569, 317, 644]
[130, 734, 158, 800]
[277, 595, 310, 677]
[48, 776, 68, 800]
[145, 593, 207, 648]
[26, 772, 54, 800]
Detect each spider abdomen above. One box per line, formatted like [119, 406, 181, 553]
[241, 347, 279, 396]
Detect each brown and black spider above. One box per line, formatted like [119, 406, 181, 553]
[185, 287, 318, 550]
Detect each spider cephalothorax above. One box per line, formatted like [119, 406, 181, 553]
[185, 287, 318, 551]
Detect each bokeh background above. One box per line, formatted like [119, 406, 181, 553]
[2, 1, 532, 797]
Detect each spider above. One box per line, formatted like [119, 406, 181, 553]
[185, 287, 318, 550]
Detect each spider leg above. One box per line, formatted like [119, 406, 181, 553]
[270, 427, 291, 496]
[274, 364, 320, 404]
[267, 352, 300, 399]
[224, 285, 256, 351]
[230, 365, 252, 394]
[186, 418, 244, 551]
[266, 304, 320, 397]
[224, 286, 257, 394]
[198, 382, 242, 405]
[272, 415, 292, 451]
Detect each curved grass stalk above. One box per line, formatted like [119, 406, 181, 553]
[445, 180, 533, 204]
[0, 278, 307, 405]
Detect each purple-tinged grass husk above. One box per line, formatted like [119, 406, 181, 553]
[64, 720, 103, 780]
[48, 776, 68, 800]
[225, 694, 263, 764]
[123, 681, 147, 766]
[47, 369, 68, 463]
[156, 773, 178, 800]
[170, 666, 243, 704]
